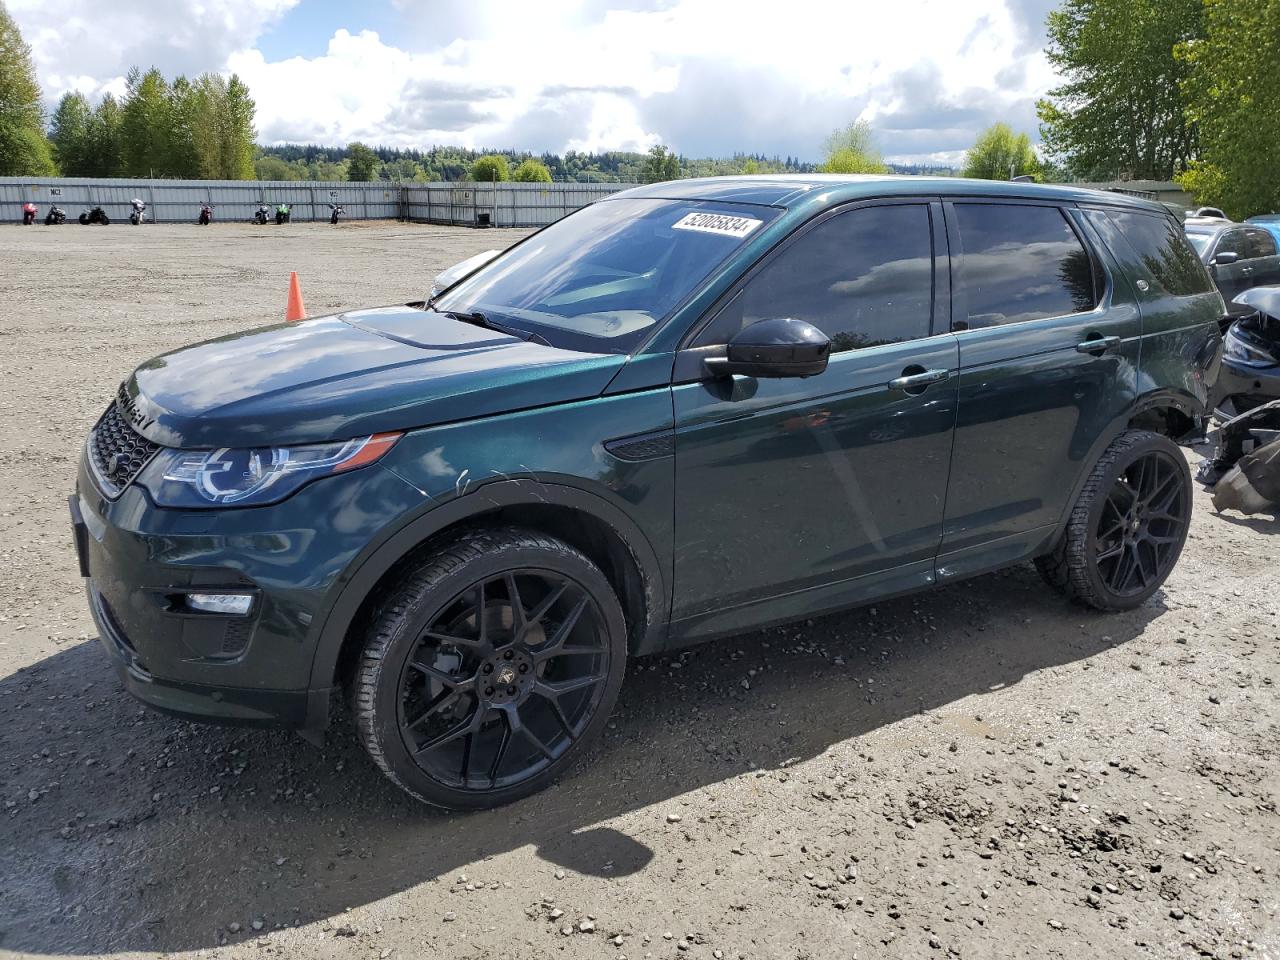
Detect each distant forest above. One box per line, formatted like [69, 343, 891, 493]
[253, 143, 956, 183]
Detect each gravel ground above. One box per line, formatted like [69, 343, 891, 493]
[0, 222, 1276, 960]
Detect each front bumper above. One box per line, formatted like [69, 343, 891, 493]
[71, 451, 424, 729]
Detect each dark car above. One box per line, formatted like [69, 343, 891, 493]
[72, 176, 1223, 809]
[1211, 286, 1280, 413]
[1184, 220, 1280, 315]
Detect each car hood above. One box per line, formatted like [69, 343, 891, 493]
[123, 305, 626, 448]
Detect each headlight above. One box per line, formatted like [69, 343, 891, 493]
[1223, 329, 1277, 367]
[138, 432, 401, 508]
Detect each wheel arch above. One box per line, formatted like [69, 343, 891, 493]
[307, 478, 669, 716]
[1049, 387, 1203, 549]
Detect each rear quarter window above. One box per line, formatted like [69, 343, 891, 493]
[1093, 210, 1215, 296]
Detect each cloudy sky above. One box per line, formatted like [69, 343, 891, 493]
[10, 0, 1061, 164]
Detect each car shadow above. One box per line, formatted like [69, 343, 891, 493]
[0, 565, 1165, 955]
[1211, 509, 1279, 532]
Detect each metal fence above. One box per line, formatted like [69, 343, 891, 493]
[0, 177, 632, 227]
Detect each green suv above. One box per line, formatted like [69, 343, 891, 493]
[71, 176, 1224, 808]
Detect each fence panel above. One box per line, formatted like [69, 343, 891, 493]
[1, 177, 634, 227]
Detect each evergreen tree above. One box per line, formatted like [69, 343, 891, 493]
[0, 0, 56, 175]
[121, 67, 173, 176]
[91, 94, 124, 177]
[50, 92, 95, 175]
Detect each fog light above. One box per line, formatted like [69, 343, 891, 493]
[187, 593, 254, 615]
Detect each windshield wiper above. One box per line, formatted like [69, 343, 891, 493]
[437, 308, 550, 346]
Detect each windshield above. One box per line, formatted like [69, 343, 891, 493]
[432, 198, 779, 353]
[1185, 231, 1212, 256]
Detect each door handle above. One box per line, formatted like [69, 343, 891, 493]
[1240, 266, 1253, 274]
[1075, 335, 1121, 355]
[888, 368, 949, 392]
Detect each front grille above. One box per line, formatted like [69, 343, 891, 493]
[88, 388, 160, 497]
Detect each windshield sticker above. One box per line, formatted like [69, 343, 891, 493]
[671, 211, 763, 239]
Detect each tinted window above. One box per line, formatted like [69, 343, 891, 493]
[696, 204, 933, 352]
[1106, 211, 1214, 296]
[1216, 230, 1246, 257]
[952, 203, 1096, 329]
[1246, 229, 1277, 259]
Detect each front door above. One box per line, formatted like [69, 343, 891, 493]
[669, 201, 958, 639]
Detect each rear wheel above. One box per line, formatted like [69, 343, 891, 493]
[352, 528, 627, 809]
[1035, 431, 1192, 610]
[78, 213, 89, 225]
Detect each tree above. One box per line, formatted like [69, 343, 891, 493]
[50, 92, 96, 175]
[346, 142, 378, 180]
[90, 94, 124, 177]
[1036, 0, 1203, 180]
[221, 74, 256, 179]
[0, 1, 56, 175]
[512, 157, 552, 182]
[468, 153, 509, 182]
[818, 121, 888, 174]
[640, 145, 680, 183]
[961, 123, 1042, 181]
[1175, 0, 1280, 219]
[121, 67, 174, 176]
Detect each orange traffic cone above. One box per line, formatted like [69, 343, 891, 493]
[285, 271, 307, 322]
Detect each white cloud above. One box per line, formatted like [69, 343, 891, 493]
[11, 0, 1058, 162]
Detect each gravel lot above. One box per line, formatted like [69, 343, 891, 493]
[0, 222, 1276, 960]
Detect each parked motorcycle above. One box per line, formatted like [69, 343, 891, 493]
[129, 198, 146, 225]
[329, 203, 345, 225]
[44, 205, 66, 226]
[79, 206, 109, 225]
[275, 203, 291, 225]
[197, 204, 213, 225]
[252, 203, 270, 225]
[21, 202, 36, 225]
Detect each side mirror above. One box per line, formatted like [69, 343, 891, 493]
[704, 318, 830, 379]
[1212, 251, 1240, 266]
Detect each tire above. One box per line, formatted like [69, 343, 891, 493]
[352, 528, 628, 809]
[1035, 430, 1192, 611]
[78, 213, 89, 225]
[100, 214, 109, 225]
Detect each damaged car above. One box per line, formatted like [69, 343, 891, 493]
[1197, 398, 1280, 514]
[1210, 286, 1280, 415]
[72, 176, 1223, 808]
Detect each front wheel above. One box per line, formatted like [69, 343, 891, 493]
[351, 528, 628, 809]
[1035, 431, 1192, 611]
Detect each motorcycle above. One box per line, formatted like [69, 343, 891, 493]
[44, 205, 66, 226]
[197, 204, 213, 225]
[21, 202, 36, 225]
[329, 203, 345, 225]
[129, 199, 146, 225]
[252, 203, 270, 225]
[275, 203, 291, 225]
[79, 206, 109, 225]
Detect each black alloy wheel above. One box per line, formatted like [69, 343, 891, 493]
[353, 529, 627, 809]
[1093, 449, 1189, 597]
[1035, 430, 1193, 611]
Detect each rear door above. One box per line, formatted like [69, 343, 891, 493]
[937, 200, 1138, 577]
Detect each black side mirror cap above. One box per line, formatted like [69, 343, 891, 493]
[1212, 251, 1240, 266]
[704, 318, 831, 379]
